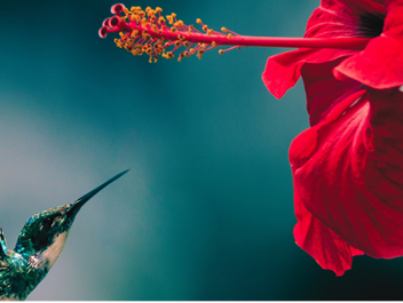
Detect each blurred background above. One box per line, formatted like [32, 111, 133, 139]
[1, 0, 403, 300]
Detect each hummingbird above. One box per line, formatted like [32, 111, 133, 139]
[0, 170, 129, 300]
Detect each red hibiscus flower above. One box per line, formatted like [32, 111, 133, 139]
[100, 0, 403, 276]
[263, 0, 403, 276]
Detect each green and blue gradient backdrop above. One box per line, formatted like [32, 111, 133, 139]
[1, 0, 403, 300]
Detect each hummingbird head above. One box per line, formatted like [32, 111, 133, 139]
[15, 203, 81, 270]
[14, 170, 129, 272]
[0, 170, 128, 301]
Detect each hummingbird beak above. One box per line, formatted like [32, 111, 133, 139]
[68, 170, 130, 217]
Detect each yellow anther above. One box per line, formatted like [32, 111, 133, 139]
[183, 41, 190, 48]
[165, 51, 174, 59]
[170, 27, 177, 33]
[196, 18, 203, 24]
[149, 56, 153, 63]
[174, 20, 184, 27]
[150, 15, 157, 23]
[212, 41, 217, 47]
[157, 38, 164, 44]
[139, 11, 145, 17]
[130, 14, 141, 22]
[175, 40, 182, 47]
[183, 51, 190, 57]
[227, 33, 233, 39]
[142, 31, 151, 40]
[155, 7, 163, 13]
[190, 48, 196, 54]
[123, 8, 130, 15]
[171, 13, 177, 18]
[151, 24, 160, 33]
[221, 27, 227, 32]
[119, 17, 126, 23]
[130, 30, 139, 38]
[167, 15, 174, 24]
[177, 34, 185, 41]
[131, 6, 142, 12]
[218, 49, 224, 55]
[177, 54, 183, 62]
[158, 16, 166, 24]
[197, 49, 205, 59]
[136, 48, 143, 55]
[202, 25, 208, 31]
[145, 7, 151, 13]
[198, 43, 206, 48]
[206, 29, 214, 36]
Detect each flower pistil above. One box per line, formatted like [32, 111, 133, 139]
[98, 3, 372, 63]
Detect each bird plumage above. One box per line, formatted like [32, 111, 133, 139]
[0, 170, 129, 300]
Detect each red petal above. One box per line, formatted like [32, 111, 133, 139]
[310, 0, 385, 39]
[319, 0, 385, 13]
[262, 48, 358, 99]
[290, 87, 403, 267]
[301, 57, 363, 126]
[262, 49, 318, 99]
[261, 0, 384, 98]
[334, 5, 403, 88]
[385, 0, 403, 11]
[294, 186, 363, 276]
[383, 5, 403, 39]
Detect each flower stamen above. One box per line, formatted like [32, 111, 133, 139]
[99, 3, 372, 63]
[99, 4, 235, 62]
[221, 27, 239, 36]
[218, 46, 241, 55]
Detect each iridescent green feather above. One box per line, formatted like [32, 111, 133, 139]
[0, 170, 128, 300]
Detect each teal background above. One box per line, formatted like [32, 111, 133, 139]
[2, 0, 403, 300]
